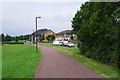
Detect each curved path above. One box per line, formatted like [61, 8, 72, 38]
[34, 46, 101, 78]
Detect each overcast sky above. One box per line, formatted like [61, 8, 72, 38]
[2, 1, 85, 36]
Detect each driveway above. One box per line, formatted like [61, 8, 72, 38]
[34, 45, 101, 78]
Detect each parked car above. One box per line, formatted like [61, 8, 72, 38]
[63, 41, 69, 46]
[52, 41, 60, 45]
[59, 42, 64, 46]
[67, 42, 74, 47]
[53, 40, 74, 47]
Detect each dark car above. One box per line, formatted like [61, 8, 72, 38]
[59, 42, 64, 46]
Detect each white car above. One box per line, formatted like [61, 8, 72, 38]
[52, 41, 60, 45]
[63, 41, 69, 46]
[67, 42, 75, 47]
[59, 42, 64, 46]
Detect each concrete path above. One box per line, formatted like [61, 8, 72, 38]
[34, 46, 101, 78]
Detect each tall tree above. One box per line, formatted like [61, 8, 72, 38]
[5, 34, 11, 42]
[72, 2, 119, 67]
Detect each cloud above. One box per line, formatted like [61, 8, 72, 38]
[0, 0, 89, 2]
[0, 3, 2, 34]
[2, 2, 82, 36]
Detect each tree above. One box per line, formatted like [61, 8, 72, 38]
[72, 2, 119, 67]
[70, 35, 74, 40]
[15, 36, 18, 42]
[46, 35, 55, 42]
[5, 34, 11, 42]
[19, 35, 24, 40]
[39, 35, 45, 42]
[46, 35, 51, 41]
[1, 34, 31, 42]
[11, 36, 15, 41]
[51, 34, 55, 41]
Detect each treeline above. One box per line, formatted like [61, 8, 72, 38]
[1, 33, 30, 43]
[72, 2, 119, 68]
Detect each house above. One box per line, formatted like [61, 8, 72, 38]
[56, 30, 77, 41]
[31, 29, 55, 42]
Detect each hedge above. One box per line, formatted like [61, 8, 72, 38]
[4, 42, 24, 44]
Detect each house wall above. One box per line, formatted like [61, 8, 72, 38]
[56, 34, 71, 41]
[32, 30, 56, 42]
[56, 34, 64, 41]
[56, 34, 64, 38]
[44, 30, 56, 42]
[56, 34, 77, 41]
[44, 30, 55, 37]
[72, 34, 77, 40]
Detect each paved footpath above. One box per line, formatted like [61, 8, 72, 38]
[34, 46, 101, 78]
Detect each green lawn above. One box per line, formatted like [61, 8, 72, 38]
[39, 43, 119, 78]
[2, 44, 41, 78]
[0, 45, 2, 79]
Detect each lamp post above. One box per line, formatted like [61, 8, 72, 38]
[36, 17, 41, 52]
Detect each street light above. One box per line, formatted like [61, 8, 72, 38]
[36, 16, 41, 52]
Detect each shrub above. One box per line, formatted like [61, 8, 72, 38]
[85, 51, 92, 58]
[4, 42, 24, 44]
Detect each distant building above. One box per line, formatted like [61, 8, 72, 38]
[56, 30, 77, 41]
[31, 29, 55, 42]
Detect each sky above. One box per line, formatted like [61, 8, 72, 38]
[1, 1, 86, 36]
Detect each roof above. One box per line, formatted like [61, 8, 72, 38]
[32, 29, 54, 36]
[56, 30, 72, 35]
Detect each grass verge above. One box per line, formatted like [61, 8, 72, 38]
[0, 45, 2, 79]
[2, 44, 41, 78]
[39, 43, 119, 78]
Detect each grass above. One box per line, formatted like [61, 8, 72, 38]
[0, 45, 2, 79]
[2, 44, 41, 78]
[39, 43, 119, 78]
[71, 40, 78, 44]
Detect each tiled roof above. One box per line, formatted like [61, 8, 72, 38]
[56, 30, 72, 35]
[32, 29, 49, 36]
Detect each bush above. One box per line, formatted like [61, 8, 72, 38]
[70, 35, 74, 40]
[4, 42, 24, 44]
[85, 51, 92, 58]
[46, 35, 55, 42]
